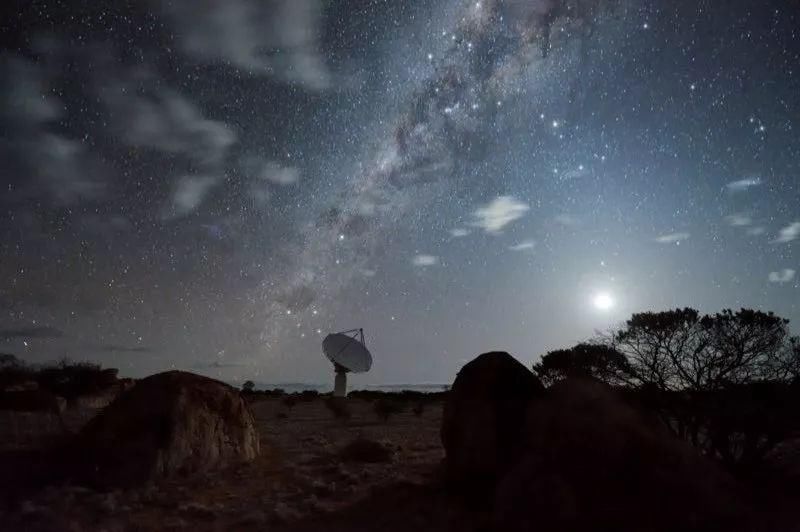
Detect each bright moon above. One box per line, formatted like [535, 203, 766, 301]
[592, 292, 615, 311]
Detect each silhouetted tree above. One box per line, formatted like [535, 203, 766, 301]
[612, 308, 796, 391]
[786, 337, 800, 383]
[611, 308, 705, 391]
[607, 307, 800, 473]
[242, 380, 255, 392]
[700, 309, 791, 386]
[533, 343, 632, 387]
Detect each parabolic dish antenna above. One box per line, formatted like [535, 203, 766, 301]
[322, 328, 372, 396]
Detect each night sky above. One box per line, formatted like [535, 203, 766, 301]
[2, 0, 799, 387]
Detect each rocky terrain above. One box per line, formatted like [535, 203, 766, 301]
[1, 352, 799, 532]
[1, 393, 446, 531]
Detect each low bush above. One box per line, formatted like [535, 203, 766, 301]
[282, 395, 298, 409]
[298, 390, 320, 401]
[338, 437, 392, 463]
[325, 397, 351, 420]
[374, 398, 403, 422]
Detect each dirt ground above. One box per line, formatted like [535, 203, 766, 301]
[3, 395, 800, 532]
[1, 397, 450, 531]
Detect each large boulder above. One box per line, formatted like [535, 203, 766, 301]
[493, 379, 748, 532]
[70, 370, 259, 488]
[441, 351, 544, 487]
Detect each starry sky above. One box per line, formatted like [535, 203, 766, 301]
[1, 0, 799, 387]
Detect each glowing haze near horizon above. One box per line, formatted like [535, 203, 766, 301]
[1, 0, 798, 387]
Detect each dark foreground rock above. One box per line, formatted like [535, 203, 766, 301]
[493, 379, 749, 532]
[441, 351, 544, 487]
[68, 370, 259, 489]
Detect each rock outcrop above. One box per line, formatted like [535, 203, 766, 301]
[441, 351, 544, 486]
[493, 379, 747, 532]
[71, 370, 259, 488]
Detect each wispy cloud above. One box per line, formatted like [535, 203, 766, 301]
[0, 326, 64, 341]
[2, 56, 62, 124]
[241, 158, 300, 206]
[96, 344, 152, 354]
[471, 196, 529, 234]
[2, 56, 108, 206]
[509, 240, 536, 251]
[725, 178, 762, 192]
[553, 214, 579, 227]
[158, 0, 330, 89]
[102, 87, 237, 169]
[168, 175, 220, 218]
[262, 163, 299, 185]
[655, 232, 691, 244]
[746, 227, 765, 236]
[450, 228, 470, 238]
[411, 254, 438, 267]
[241, 157, 300, 185]
[768, 269, 796, 284]
[724, 213, 752, 227]
[194, 360, 247, 369]
[100, 79, 238, 218]
[773, 222, 800, 244]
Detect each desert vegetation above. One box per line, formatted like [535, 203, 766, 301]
[534, 307, 800, 474]
[324, 396, 352, 420]
[373, 398, 404, 422]
[0, 356, 121, 400]
[1, 307, 799, 531]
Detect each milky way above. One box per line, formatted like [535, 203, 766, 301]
[1, 0, 798, 385]
[257, 0, 617, 359]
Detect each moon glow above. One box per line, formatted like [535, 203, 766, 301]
[592, 292, 615, 311]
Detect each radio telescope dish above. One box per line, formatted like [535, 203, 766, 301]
[322, 329, 372, 396]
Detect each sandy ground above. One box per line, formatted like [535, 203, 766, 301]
[1, 397, 448, 531]
[4, 395, 800, 532]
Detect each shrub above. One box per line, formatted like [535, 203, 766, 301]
[282, 395, 298, 409]
[374, 398, 403, 422]
[36, 359, 115, 400]
[0, 353, 23, 368]
[0, 355, 36, 390]
[325, 397, 351, 420]
[338, 438, 392, 463]
[298, 390, 319, 401]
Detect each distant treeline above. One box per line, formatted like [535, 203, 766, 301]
[240, 385, 448, 402]
[0, 354, 122, 400]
